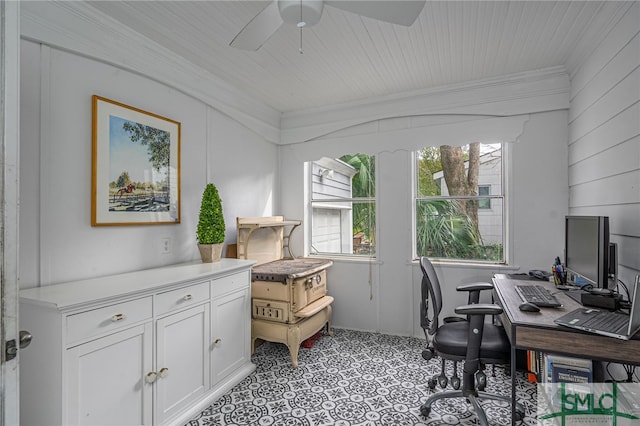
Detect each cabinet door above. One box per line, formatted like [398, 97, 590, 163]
[66, 323, 153, 426]
[155, 304, 210, 424]
[211, 289, 250, 384]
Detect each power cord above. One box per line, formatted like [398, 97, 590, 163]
[615, 278, 630, 302]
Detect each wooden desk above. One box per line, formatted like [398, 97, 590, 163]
[492, 275, 640, 425]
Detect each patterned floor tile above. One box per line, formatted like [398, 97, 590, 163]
[185, 329, 537, 426]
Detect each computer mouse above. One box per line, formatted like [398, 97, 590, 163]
[519, 302, 541, 312]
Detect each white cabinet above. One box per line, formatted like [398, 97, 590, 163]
[211, 288, 250, 384]
[155, 303, 210, 424]
[66, 322, 154, 425]
[19, 260, 255, 426]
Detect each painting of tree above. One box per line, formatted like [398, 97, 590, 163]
[92, 95, 180, 226]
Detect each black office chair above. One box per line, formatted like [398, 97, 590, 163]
[418, 257, 524, 425]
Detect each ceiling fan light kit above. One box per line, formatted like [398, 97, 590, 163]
[279, 0, 324, 28]
[230, 0, 426, 52]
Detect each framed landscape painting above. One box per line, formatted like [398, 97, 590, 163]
[92, 95, 181, 226]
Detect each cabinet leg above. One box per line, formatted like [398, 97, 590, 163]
[251, 337, 265, 354]
[326, 305, 334, 336]
[287, 327, 301, 368]
[325, 322, 334, 336]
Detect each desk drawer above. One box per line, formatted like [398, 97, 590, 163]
[156, 281, 210, 315]
[66, 297, 152, 344]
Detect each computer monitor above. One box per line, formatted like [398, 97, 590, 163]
[564, 215, 610, 289]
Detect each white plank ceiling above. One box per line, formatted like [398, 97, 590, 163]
[87, 1, 632, 113]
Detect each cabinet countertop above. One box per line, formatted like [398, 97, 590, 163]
[20, 259, 255, 310]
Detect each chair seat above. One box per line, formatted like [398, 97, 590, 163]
[433, 321, 510, 362]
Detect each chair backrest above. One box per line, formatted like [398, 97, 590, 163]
[419, 256, 443, 335]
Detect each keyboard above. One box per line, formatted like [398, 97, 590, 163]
[581, 312, 628, 333]
[515, 285, 562, 308]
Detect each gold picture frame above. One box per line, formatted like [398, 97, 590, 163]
[92, 95, 181, 226]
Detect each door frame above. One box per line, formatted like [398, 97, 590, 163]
[1, 1, 21, 425]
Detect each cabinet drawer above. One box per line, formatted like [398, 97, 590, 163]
[156, 281, 210, 315]
[212, 271, 249, 297]
[66, 297, 152, 344]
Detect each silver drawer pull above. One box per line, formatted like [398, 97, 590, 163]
[183, 294, 193, 301]
[159, 367, 169, 378]
[111, 313, 126, 322]
[145, 371, 157, 384]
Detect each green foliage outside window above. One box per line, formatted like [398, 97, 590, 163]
[340, 154, 375, 252]
[416, 200, 502, 261]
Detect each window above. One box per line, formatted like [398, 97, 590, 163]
[478, 185, 491, 209]
[308, 154, 375, 256]
[414, 143, 504, 263]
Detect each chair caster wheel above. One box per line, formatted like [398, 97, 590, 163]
[422, 349, 434, 361]
[437, 374, 448, 389]
[451, 376, 461, 389]
[515, 409, 525, 421]
[476, 370, 486, 391]
[428, 377, 437, 389]
[451, 361, 460, 389]
[420, 405, 431, 417]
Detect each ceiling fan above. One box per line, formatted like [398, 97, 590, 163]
[230, 0, 426, 51]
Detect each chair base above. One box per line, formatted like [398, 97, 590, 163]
[420, 390, 524, 426]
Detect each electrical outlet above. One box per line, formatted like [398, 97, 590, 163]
[161, 237, 172, 254]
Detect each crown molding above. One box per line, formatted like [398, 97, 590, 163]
[20, 2, 572, 147]
[20, 1, 282, 144]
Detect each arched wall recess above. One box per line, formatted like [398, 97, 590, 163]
[280, 67, 568, 145]
[283, 114, 530, 163]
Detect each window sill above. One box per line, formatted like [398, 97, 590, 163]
[307, 254, 382, 265]
[413, 259, 521, 272]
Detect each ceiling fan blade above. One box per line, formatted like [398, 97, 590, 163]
[230, 0, 284, 51]
[325, 0, 425, 26]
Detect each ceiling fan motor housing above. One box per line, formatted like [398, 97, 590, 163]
[278, 0, 324, 27]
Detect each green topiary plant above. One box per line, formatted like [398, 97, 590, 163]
[196, 183, 225, 244]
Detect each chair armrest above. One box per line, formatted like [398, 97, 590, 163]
[454, 303, 503, 316]
[456, 282, 494, 292]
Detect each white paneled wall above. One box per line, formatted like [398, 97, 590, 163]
[568, 2, 640, 286]
[19, 39, 279, 287]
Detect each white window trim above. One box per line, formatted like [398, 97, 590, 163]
[306, 158, 377, 259]
[412, 143, 509, 265]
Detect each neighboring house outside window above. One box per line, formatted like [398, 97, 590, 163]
[478, 185, 491, 209]
[415, 144, 504, 263]
[308, 154, 376, 257]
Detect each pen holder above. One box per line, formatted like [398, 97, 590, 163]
[551, 265, 566, 285]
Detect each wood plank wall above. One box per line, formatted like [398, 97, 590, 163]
[568, 2, 640, 284]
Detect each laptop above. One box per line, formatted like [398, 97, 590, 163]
[554, 277, 640, 340]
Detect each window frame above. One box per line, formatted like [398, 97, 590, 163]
[412, 143, 507, 265]
[307, 156, 377, 259]
[478, 184, 491, 209]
